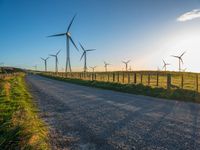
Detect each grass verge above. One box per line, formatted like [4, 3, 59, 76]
[0, 74, 50, 149]
[40, 74, 200, 103]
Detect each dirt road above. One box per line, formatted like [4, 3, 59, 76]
[26, 75, 200, 150]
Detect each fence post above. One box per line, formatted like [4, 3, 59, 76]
[108, 73, 110, 82]
[140, 73, 143, 84]
[91, 73, 93, 81]
[128, 72, 130, 84]
[148, 74, 150, 85]
[156, 72, 159, 86]
[167, 74, 171, 90]
[181, 74, 184, 89]
[196, 74, 199, 92]
[134, 73, 137, 84]
[113, 72, 115, 82]
[117, 72, 120, 83]
[122, 72, 125, 83]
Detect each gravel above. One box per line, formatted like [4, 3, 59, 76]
[26, 75, 200, 150]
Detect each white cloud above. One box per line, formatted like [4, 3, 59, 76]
[177, 9, 200, 22]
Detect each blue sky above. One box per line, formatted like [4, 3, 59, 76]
[1, 0, 200, 72]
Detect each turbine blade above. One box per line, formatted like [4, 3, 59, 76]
[56, 50, 61, 55]
[41, 57, 45, 61]
[47, 33, 65, 37]
[162, 59, 166, 64]
[49, 54, 56, 57]
[180, 51, 186, 57]
[80, 52, 85, 61]
[79, 42, 85, 51]
[86, 49, 96, 52]
[67, 14, 76, 32]
[171, 55, 179, 58]
[69, 37, 79, 51]
[180, 58, 184, 64]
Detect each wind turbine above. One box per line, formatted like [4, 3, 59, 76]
[41, 57, 49, 72]
[0, 62, 4, 66]
[162, 60, 170, 71]
[79, 43, 96, 72]
[122, 60, 131, 71]
[33, 65, 37, 71]
[48, 15, 79, 73]
[171, 51, 186, 72]
[90, 66, 97, 72]
[49, 50, 61, 73]
[104, 61, 110, 72]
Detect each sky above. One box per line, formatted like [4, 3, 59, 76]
[1, 0, 200, 72]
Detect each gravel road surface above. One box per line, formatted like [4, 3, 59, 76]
[26, 75, 200, 150]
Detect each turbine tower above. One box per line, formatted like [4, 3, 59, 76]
[79, 43, 96, 72]
[171, 51, 186, 72]
[104, 61, 110, 72]
[122, 60, 131, 71]
[48, 15, 79, 73]
[90, 66, 97, 72]
[41, 57, 49, 72]
[49, 50, 61, 73]
[162, 60, 170, 71]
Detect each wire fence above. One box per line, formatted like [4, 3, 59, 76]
[42, 71, 200, 92]
[0, 73, 21, 79]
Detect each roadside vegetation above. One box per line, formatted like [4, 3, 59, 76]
[40, 74, 200, 103]
[0, 74, 50, 149]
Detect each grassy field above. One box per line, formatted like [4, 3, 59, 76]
[0, 74, 50, 149]
[42, 71, 200, 92]
[40, 73, 200, 103]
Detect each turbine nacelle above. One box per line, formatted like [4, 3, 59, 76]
[67, 32, 71, 37]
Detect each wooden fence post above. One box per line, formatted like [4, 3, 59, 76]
[128, 72, 130, 84]
[113, 72, 115, 82]
[167, 74, 171, 90]
[91, 73, 93, 81]
[122, 72, 125, 83]
[140, 73, 143, 84]
[181, 74, 184, 89]
[196, 74, 199, 92]
[94, 73, 96, 80]
[148, 74, 150, 85]
[156, 72, 159, 86]
[134, 73, 137, 84]
[117, 72, 120, 83]
[108, 73, 110, 82]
